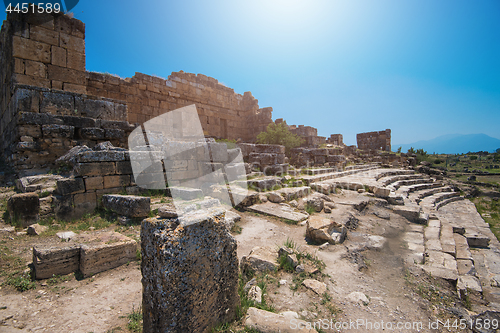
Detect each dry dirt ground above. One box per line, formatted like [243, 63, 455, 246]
[0, 189, 477, 333]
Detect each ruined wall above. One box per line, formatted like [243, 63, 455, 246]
[326, 134, 343, 146]
[86, 71, 272, 142]
[0, 11, 273, 173]
[288, 124, 326, 147]
[356, 129, 391, 152]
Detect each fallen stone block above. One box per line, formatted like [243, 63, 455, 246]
[373, 186, 390, 198]
[346, 291, 370, 305]
[27, 223, 48, 236]
[169, 187, 204, 200]
[306, 216, 346, 245]
[56, 177, 85, 195]
[247, 202, 308, 222]
[245, 307, 317, 333]
[457, 275, 483, 300]
[7, 192, 40, 227]
[241, 246, 278, 275]
[102, 194, 150, 218]
[33, 245, 81, 279]
[268, 192, 284, 203]
[422, 265, 458, 282]
[79, 232, 137, 278]
[457, 259, 475, 276]
[302, 279, 327, 295]
[393, 206, 422, 223]
[141, 211, 238, 332]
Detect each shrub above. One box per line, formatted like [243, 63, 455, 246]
[256, 122, 304, 156]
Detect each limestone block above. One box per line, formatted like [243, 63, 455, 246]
[13, 35, 50, 63]
[78, 127, 105, 140]
[102, 194, 150, 218]
[253, 144, 285, 154]
[77, 150, 126, 163]
[104, 129, 125, 139]
[141, 211, 238, 332]
[51, 46, 66, 67]
[18, 112, 57, 125]
[30, 25, 59, 45]
[79, 236, 136, 278]
[42, 124, 75, 138]
[56, 115, 96, 128]
[241, 246, 279, 274]
[73, 192, 97, 217]
[115, 161, 133, 175]
[56, 177, 85, 195]
[27, 223, 48, 236]
[59, 32, 85, 52]
[33, 245, 80, 279]
[84, 176, 104, 190]
[245, 307, 317, 333]
[47, 64, 86, 85]
[103, 175, 131, 188]
[373, 186, 390, 198]
[7, 193, 40, 227]
[306, 216, 346, 244]
[75, 162, 116, 176]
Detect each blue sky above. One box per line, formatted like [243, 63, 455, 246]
[3, 0, 500, 145]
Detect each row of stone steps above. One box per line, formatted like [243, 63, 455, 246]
[302, 165, 380, 185]
[389, 178, 434, 190]
[378, 173, 423, 187]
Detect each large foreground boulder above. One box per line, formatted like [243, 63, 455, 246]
[245, 307, 317, 333]
[141, 208, 239, 333]
[240, 246, 279, 275]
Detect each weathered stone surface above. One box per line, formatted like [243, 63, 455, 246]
[422, 265, 458, 282]
[56, 145, 92, 167]
[302, 279, 327, 295]
[457, 275, 482, 299]
[346, 291, 370, 305]
[7, 192, 40, 227]
[56, 230, 77, 241]
[247, 202, 308, 222]
[102, 194, 150, 218]
[305, 196, 324, 212]
[373, 186, 390, 198]
[56, 177, 85, 195]
[169, 187, 204, 200]
[141, 211, 239, 333]
[393, 206, 422, 223]
[33, 245, 80, 279]
[224, 210, 241, 230]
[306, 216, 346, 244]
[79, 232, 137, 278]
[241, 246, 278, 274]
[268, 192, 284, 203]
[245, 307, 317, 333]
[27, 223, 48, 235]
[158, 204, 178, 218]
[42, 124, 74, 138]
[248, 285, 262, 303]
[77, 150, 126, 163]
[457, 259, 475, 276]
[78, 127, 105, 140]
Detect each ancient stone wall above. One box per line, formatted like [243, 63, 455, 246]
[288, 124, 326, 147]
[327, 134, 343, 146]
[356, 129, 391, 151]
[0, 11, 273, 173]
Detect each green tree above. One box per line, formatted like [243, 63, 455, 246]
[397, 146, 402, 153]
[256, 122, 304, 155]
[407, 147, 416, 155]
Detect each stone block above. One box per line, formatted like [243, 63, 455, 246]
[253, 144, 285, 154]
[64, 83, 87, 94]
[66, 50, 85, 71]
[75, 162, 116, 176]
[102, 194, 150, 217]
[42, 124, 74, 138]
[13, 35, 50, 63]
[77, 151, 126, 163]
[373, 186, 390, 198]
[51, 46, 66, 67]
[103, 175, 131, 188]
[245, 307, 316, 333]
[30, 25, 59, 45]
[40, 91, 74, 114]
[169, 187, 204, 200]
[79, 235, 137, 278]
[7, 193, 40, 227]
[25, 60, 46, 77]
[33, 245, 80, 279]
[306, 215, 346, 244]
[84, 176, 104, 190]
[56, 177, 85, 195]
[141, 212, 238, 332]
[60, 32, 85, 52]
[104, 129, 125, 139]
[78, 127, 105, 140]
[116, 161, 133, 175]
[47, 64, 86, 85]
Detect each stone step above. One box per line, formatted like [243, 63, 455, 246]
[397, 182, 443, 197]
[390, 178, 435, 190]
[420, 191, 459, 207]
[374, 169, 416, 181]
[247, 202, 308, 222]
[272, 186, 311, 201]
[303, 167, 336, 175]
[440, 222, 456, 256]
[435, 196, 465, 210]
[379, 174, 424, 187]
[301, 165, 379, 185]
[393, 206, 423, 223]
[416, 186, 454, 201]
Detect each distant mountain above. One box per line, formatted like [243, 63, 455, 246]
[393, 134, 500, 154]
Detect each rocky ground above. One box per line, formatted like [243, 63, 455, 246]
[1, 167, 499, 333]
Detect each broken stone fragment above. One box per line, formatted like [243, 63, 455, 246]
[302, 279, 327, 295]
[7, 192, 40, 227]
[241, 246, 278, 275]
[27, 223, 48, 236]
[248, 285, 262, 303]
[267, 192, 284, 203]
[245, 307, 317, 333]
[346, 291, 370, 305]
[306, 216, 346, 245]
